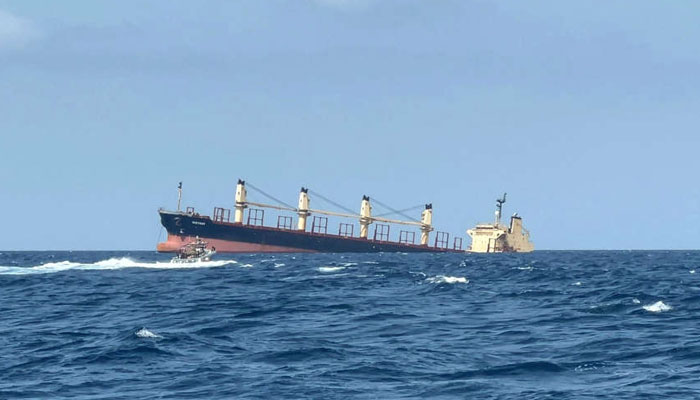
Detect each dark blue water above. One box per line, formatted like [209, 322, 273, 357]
[1, 251, 699, 399]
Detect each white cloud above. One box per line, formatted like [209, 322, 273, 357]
[0, 9, 40, 49]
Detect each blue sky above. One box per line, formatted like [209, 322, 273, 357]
[1, 1, 698, 250]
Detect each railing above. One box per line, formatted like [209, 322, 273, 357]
[434, 231, 449, 249]
[311, 216, 328, 234]
[247, 208, 264, 226]
[277, 216, 293, 230]
[338, 223, 354, 237]
[213, 207, 231, 222]
[399, 230, 415, 245]
[374, 224, 390, 242]
[195, 201, 463, 251]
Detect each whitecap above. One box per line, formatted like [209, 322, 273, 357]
[632, 298, 641, 304]
[274, 263, 286, 268]
[319, 266, 345, 273]
[643, 301, 672, 313]
[575, 363, 601, 372]
[690, 270, 696, 274]
[33, 261, 83, 272]
[572, 281, 582, 286]
[0, 261, 82, 275]
[426, 275, 469, 284]
[0, 257, 237, 275]
[135, 328, 162, 339]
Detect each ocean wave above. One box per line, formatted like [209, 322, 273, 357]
[0, 257, 237, 275]
[437, 361, 565, 379]
[426, 275, 469, 284]
[135, 328, 163, 339]
[319, 266, 346, 273]
[574, 361, 609, 372]
[643, 301, 672, 313]
[2, 250, 700, 398]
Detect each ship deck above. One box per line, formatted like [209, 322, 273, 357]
[157, 210, 464, 253]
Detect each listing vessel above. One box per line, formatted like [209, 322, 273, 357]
[466, 193, 534, 253]
[158, 180, 466, 253]
[157, 180, 533, 254]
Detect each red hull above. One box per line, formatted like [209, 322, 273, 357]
[157, 234, 317, 253]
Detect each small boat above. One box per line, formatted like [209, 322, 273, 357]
[171, 237, 216, 263]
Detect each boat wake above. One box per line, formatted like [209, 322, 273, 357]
[0, 257, 237, 275]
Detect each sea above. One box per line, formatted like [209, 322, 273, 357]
[1, 251, 699, 399]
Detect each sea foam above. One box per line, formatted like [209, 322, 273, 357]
[319, 266, 346, 273]
[426, 275, 469, 284]
[0, 257, 236, 275]
[643, 301, 672, 313]
[135, 328, 163, 338]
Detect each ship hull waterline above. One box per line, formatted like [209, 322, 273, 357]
[157, 210, 463, 254]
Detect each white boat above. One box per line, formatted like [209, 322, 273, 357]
[171, 238, 216, 263]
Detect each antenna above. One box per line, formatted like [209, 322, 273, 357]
[177, 182, 183, 212]
[496, 193, 507, 209]
[495, 192, 506, 225]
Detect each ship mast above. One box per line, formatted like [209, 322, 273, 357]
[297, 187, 310, 231]
[234, 179, 248, 223]
[495, 193, 506, 226]
[177, 182, 182, 212]
[359, 195, 372, 239]
[420, 204, 433, 245]
[236, 180, 435, 236]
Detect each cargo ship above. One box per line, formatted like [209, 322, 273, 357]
[157, 180, 534, 254]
